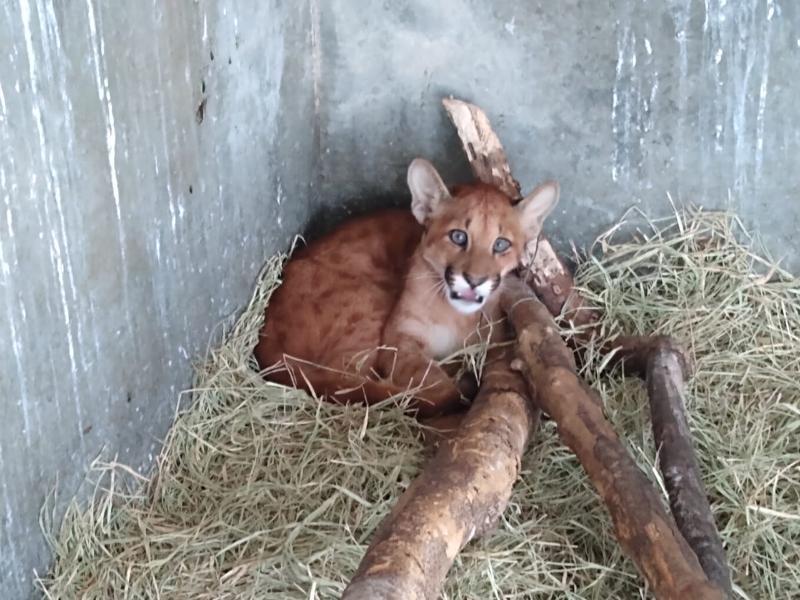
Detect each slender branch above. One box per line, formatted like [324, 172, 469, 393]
[646, 340, 733, 597]
[442, 97, 598, 323]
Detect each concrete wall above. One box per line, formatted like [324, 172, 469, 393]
[317, 0, 800, 267]
[1, 1, 798, 597]
[0, 1, 316, 596]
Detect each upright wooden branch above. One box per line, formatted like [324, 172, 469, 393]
[500, 277, 723, 600]
[342, 349, 537, 600]
[441, 98, 522, 199]
[646, 340, 733, 597]
[442, 98, 598, 324]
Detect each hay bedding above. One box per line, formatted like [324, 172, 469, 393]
[39, 210, 800, 599]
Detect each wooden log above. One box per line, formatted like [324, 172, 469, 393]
[588, 333, 731, 593]
[500, 276, 724, 600]
[443, 96, 730, 594]
[441, 97, 522, 199]
[341, 347, 538, 600]
[646, 339, 733, 597]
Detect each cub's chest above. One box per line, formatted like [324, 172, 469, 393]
[426, 324, 462, 360]
[400, 319, 470, 361]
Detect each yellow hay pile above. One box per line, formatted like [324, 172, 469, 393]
[40, 210, 799, 599]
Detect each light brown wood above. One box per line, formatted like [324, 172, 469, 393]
[441, 98, 522, 200]
[440, 96, 728, 597]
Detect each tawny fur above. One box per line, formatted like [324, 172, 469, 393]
[255, 159, 559, 418]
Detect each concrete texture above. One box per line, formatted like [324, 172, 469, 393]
[317, 0, 800, 267]
[0, 1, 316, 596]
[1, 0, 798, 597]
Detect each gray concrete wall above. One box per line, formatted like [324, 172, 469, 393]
[317, 0, 800, 268]
[2, 0, 798, 598]
[0, 1, 316, 596]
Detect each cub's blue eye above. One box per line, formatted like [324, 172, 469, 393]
[493, 237, 512, 253]
[449, 229, 468, 247]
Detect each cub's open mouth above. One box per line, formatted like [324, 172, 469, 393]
[449, 289, 483, 303]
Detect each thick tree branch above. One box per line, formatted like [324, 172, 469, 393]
[341, 347, 538, 600]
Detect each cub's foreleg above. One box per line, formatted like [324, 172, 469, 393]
[377, 334, 463, 418]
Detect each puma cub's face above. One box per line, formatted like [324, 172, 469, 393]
[408, 158, 560, 314]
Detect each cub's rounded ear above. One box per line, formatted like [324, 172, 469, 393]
[516, 180, 560, 238]
[407, 158, 451, 224]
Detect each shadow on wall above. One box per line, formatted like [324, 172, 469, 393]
[307, 93, 476, 240]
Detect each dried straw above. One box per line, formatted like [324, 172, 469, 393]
[38, 210, 799, 599]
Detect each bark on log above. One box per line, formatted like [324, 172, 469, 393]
[500, 276, 724, 600]
[646, 340, 733, 597]
[341, 348, 537, 600]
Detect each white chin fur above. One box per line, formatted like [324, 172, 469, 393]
[446, 295, 487, 314]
